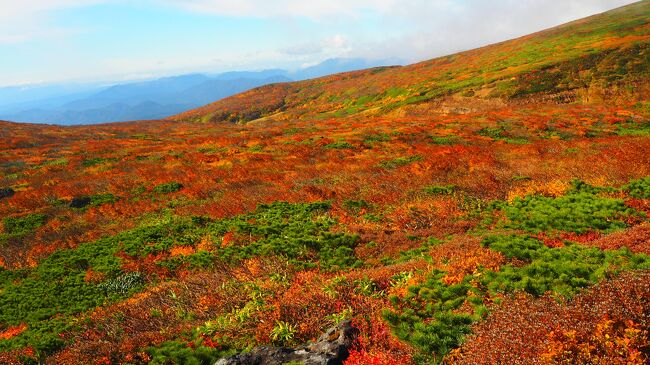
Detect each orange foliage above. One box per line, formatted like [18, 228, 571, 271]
[221, 231, 234, 247]
[0, 324, 27, 341]
[507, 179, 570, 202]
[84, 268, 106, 283]
[169, 246, 196, 257]
[428, 238, 505, 285]
[542, 317, 649, 364]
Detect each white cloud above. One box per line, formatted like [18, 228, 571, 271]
[280, 34, 351, 57]
[0, 0, 641, 85]
[281, 43, 323, 56]
[0, 0, 103, 43]
[160, 0, 397, 19]
[162, 0, 637, 21]
[323, 35, 349, 49]
[0, 0, 99, 17]
[0, 0, 638, 45]
[160, 0, 639, 63]
[341, 0, 640, 62]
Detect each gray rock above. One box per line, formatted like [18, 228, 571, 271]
[215, 320, 359, 365]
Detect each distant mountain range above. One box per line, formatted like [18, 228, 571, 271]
[0, 58, 402, 125]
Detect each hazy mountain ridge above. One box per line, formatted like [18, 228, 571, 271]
[0, 58, 401, 125]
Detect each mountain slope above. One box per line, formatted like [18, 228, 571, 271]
[174, 1, 650, 123]
[0, 3, 649, 365]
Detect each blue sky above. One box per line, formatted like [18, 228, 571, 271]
[0, 0, 639, 87]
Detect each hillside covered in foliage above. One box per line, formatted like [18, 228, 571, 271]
[1, 1, 650, 364]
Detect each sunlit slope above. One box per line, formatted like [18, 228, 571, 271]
[173, 1, 650, 123]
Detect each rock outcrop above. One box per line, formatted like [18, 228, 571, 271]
[215, 320, 359, 365]
[69, 196, 92, 208]
[0, 187, 14, 200]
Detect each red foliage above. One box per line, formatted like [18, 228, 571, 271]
[585, 223, 650, 254]
[451, 271, 650, 364]
[344, 349, 413, 365]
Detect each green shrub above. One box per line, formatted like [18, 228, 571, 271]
[482, 235, 650, 298]
[1, 213, 48, 245]
[482, 235, 545, 261]
[211, 202, 362, 271]
[379, 155, 423, 169]
[501, 192, 636, 233]
[89, 193, 118, 206]
[81, 157, 118, 167]
[153, 182, 184, 194]
[270, 321, 297, 344]
[0, 218, 193, 352]
[343, 199, 370, 213]
[429, 135, 462, 145]
[424, 185, 456, 195]
[477, 127, 528, 144]
[35, 158, 68, 169]
[568, 179, 615, 194]
[147, 340, 234, 365]
[324, 141, 355, 150]
[624, 176, 650, 198]
[362, 133, 391, 144]
[2, 213, 47, 235]
[383, 271, 483, 363]
[615, 121, 650, 136]
[70, 193, 119, 209]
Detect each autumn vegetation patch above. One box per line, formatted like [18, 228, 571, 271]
[1, 2, 650, 364]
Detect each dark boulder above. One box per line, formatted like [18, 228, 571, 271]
[69, 196, 92, 209]
[0, 187, 14, 200]
[215, 320, 359, 365]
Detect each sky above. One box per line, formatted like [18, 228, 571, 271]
[0, 0, 640, 87]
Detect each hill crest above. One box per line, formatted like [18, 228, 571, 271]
[172, 1, 650, 124]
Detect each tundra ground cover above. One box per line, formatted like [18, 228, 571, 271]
[1, 2, 650, 364]
[1, 106, 648, 364]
